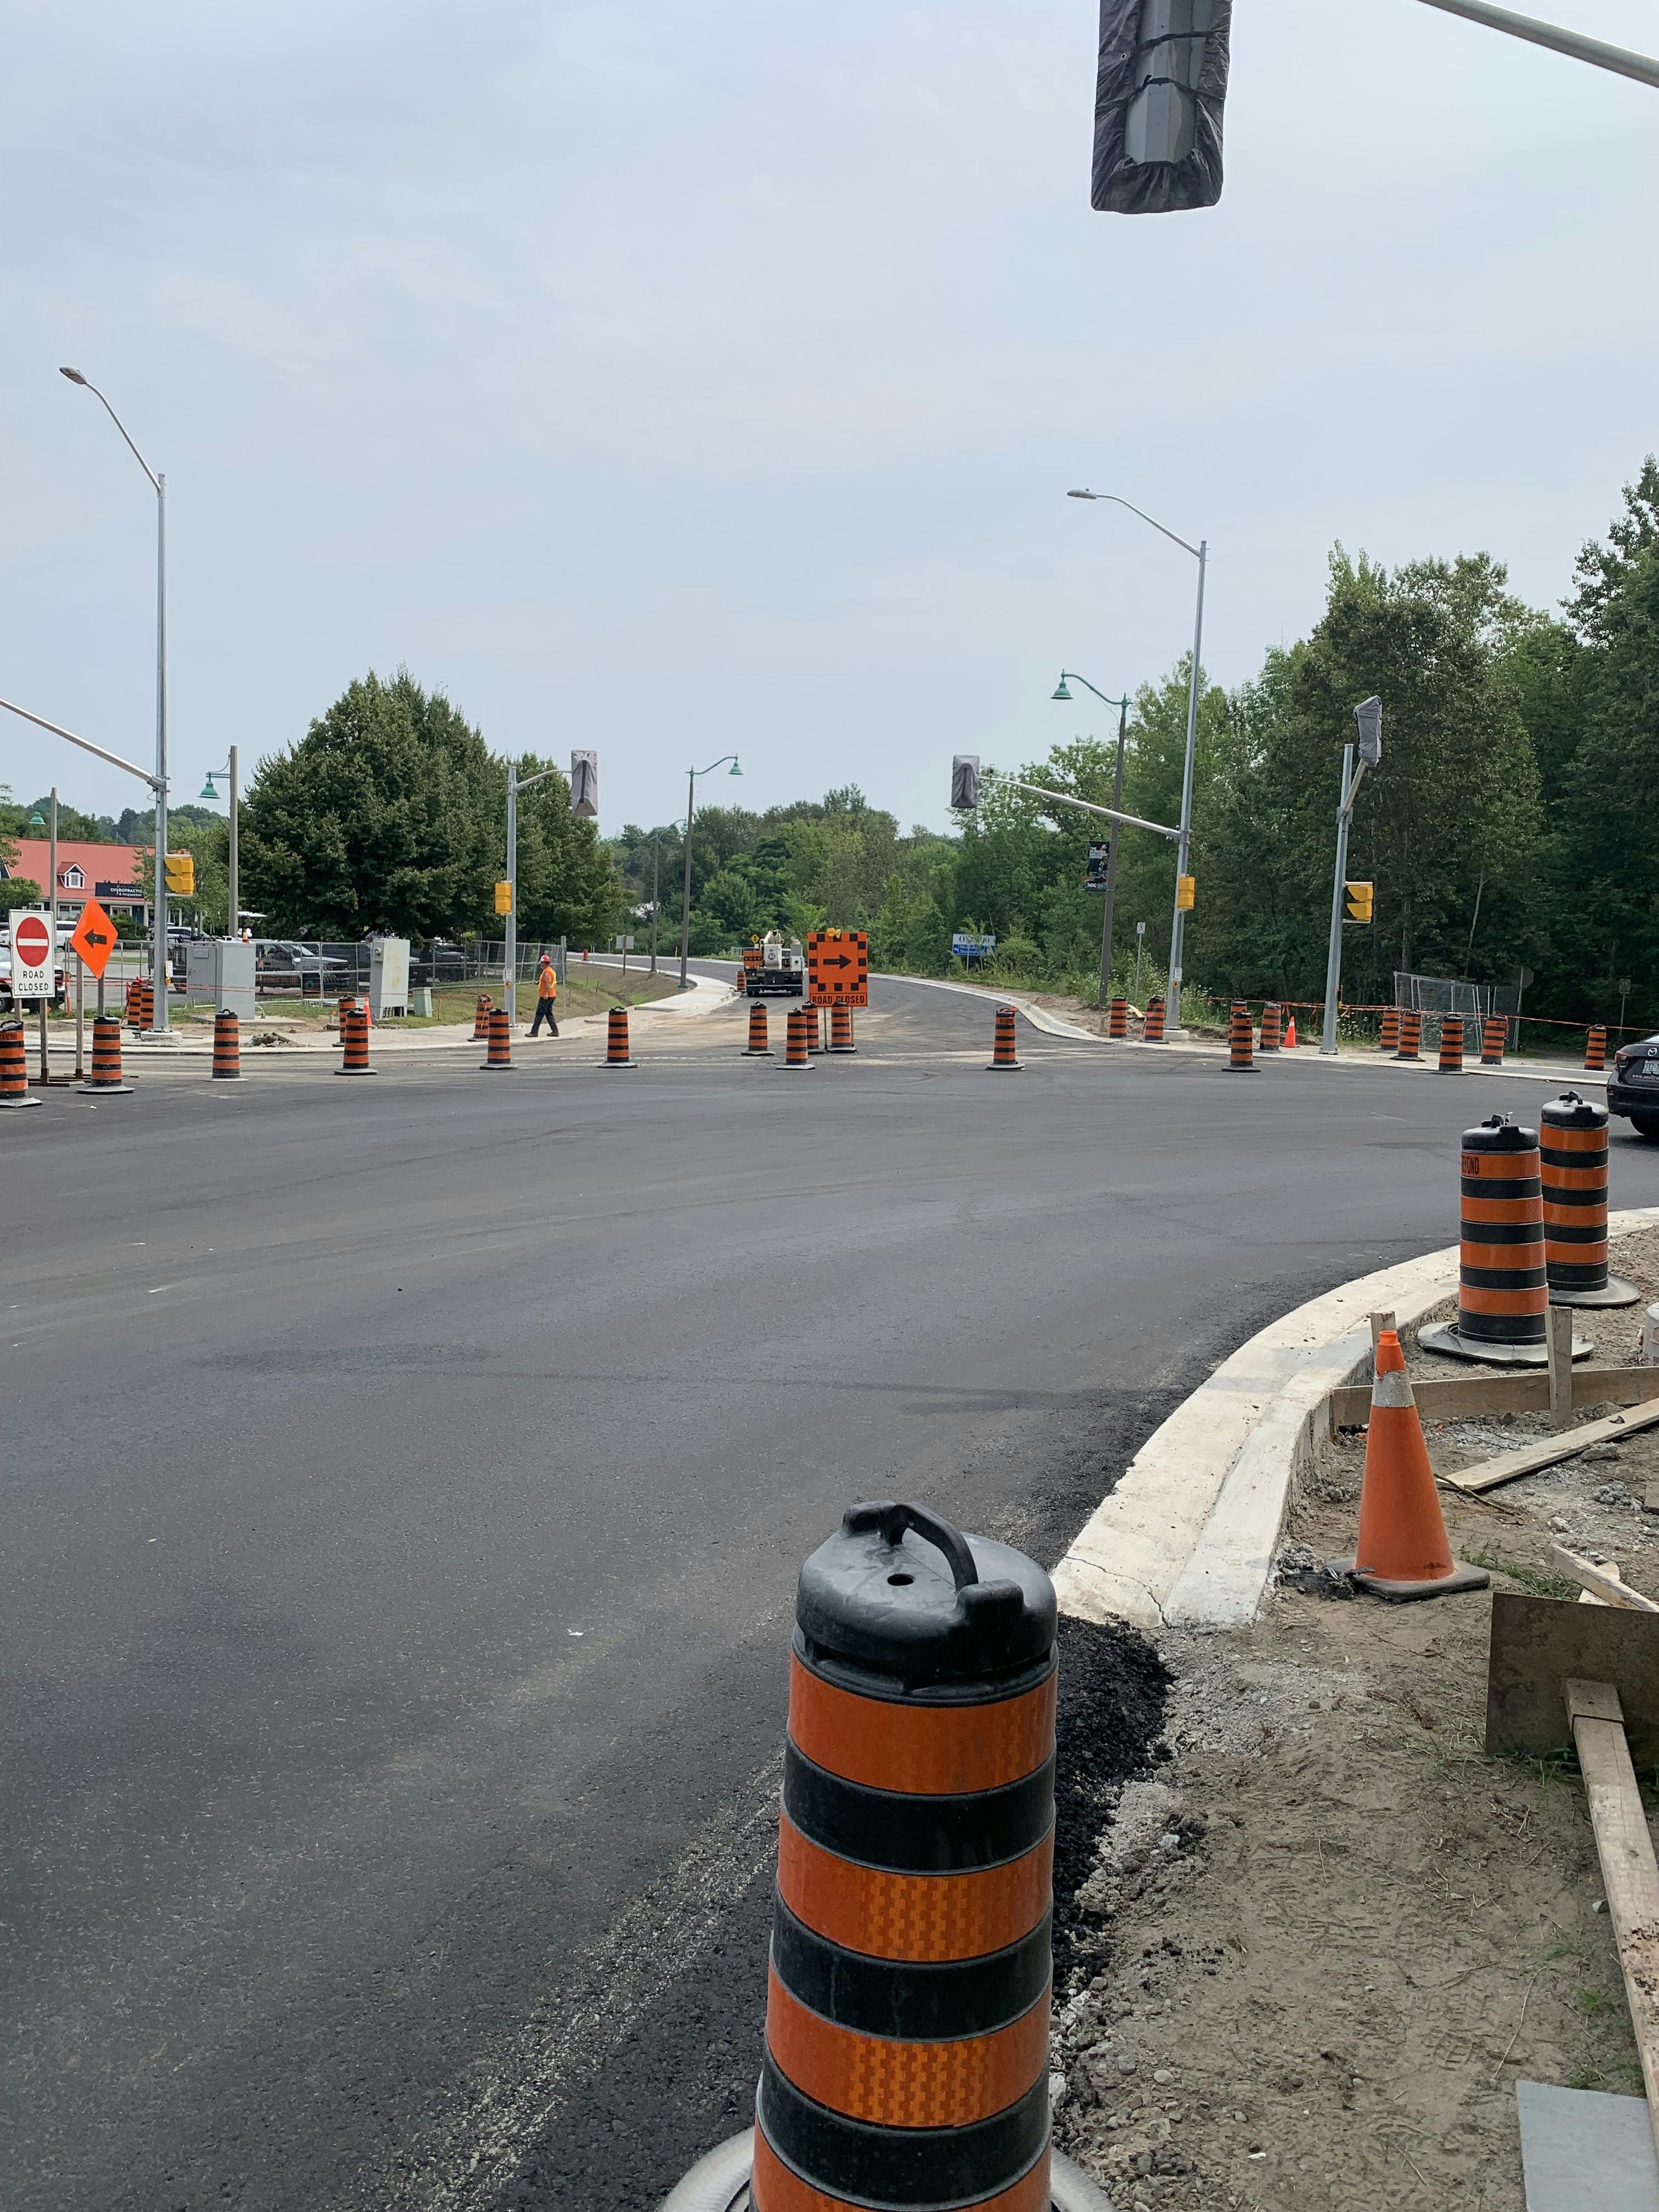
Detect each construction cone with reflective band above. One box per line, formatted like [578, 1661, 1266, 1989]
[0, 1021, 40, 1109]
[782, 1005, 812, 1069]
[337, 1002, 375, 1075]
[211, 1010, 242, 1080]
[1481, 1015, 1506, 1068]
[1420, 1114, 1589, 1367]
[1259, 1003, 1281, 1052]
[1283, 1013, 1297, 1049]
[1107, 995, 1128, 1041]
[78, 1016, 132, 1095]
[829, 1005, 856, 1053]
[1438, 1014, 1464, 1074]
[1228, 1001, 1255, 1071]
[744, 1004, 773, 1056]
[1142, 994, 1165, 1043]
[603, 1007, 635, 1068]
[1380, 1007, 1400, 1055]
[1541, 1092, 1640, 1308]
[1585, 1025, 1607, 1073]
[481, 1007, 512, 1070]
[1330, 1334, 1489, 1601]
[988, 1006, 1022, 1071]
[1396, 1009, 1423, 1062]
[473, 994, 493, 1041]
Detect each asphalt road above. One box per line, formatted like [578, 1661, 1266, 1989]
[6, 973, 1656, 2212]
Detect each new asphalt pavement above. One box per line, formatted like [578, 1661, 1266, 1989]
[6, 972, 1656, 2211]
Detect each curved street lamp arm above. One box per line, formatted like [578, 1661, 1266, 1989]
[0, 695, 160, 791]
[691, 754, 741, 780]
[72, 378, 161, 495]
[1066, 490, 1200, 561]
[1058, 671, 1131, 710]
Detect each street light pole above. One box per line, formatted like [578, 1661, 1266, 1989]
[502, 759, 565, 1029]
[1068, 491, 1206, 1035]
[1052, 672, 1131, 1008]
[650, 834, 660, 974]
[60, 368, 169, 1035]
[678, 755, 742, 989]
[1321, 744, 1356, 1058]
[201, 748, 239, 936]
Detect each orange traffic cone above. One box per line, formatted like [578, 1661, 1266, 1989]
[1283, 1014, 1297, 1049]
[1333, 1331, 1488, 1600]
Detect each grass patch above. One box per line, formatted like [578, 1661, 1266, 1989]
[1466, 1550, 1581, 1603]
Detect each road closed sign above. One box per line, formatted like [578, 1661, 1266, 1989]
[9, 910, 54, 998]
[806, 929, 868, 1008]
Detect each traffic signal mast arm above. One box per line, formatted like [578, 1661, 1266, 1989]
[1413, 0, 1659, 91]
[0, 695, 161, 793]
[988, 772, 1182, 843]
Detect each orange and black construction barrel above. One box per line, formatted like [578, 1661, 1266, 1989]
[337, 1002, 375, 1075]
[1481, 1016, 1506, 1068]
[804, 1005, 826, 1054]
[1107, 996, 1128, 1041]
[481, 1007, 513, 1070]
[1380, 1007, 1400, 1054]
[1259, 1003, 1281, 1053]
[128, 977, 154, 1032]
[744, 1004, 773, 1056]
[755, 1500, 1057, 2212]
[988, 1007, 1021, 1071]
[1395, 1009, 1422, 1062]
[1541, 1092, 1640, 1309]
[0, 1020, 40, 1110]
[473, 994, 493, 1040]
[1142, 994, 1165, 1043]
[1419, 1115, 1582, 1367]
[782, 1006, 812, 1070]
[211, 1010, 242, 1080]
[1585, 1025, 1607, 1073]
[1438, 1015, 1464, 1074]
[78, 1017, 132, 1096]
[123, 978, 140, 1025]
[1228, 1001, 1255, 1072]
[603, 1006, 635, 1068]
[830, 1006, 856, 1054]
[334, 994, 354, 1041]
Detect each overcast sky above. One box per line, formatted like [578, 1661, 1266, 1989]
[2, 0, 1654, 839]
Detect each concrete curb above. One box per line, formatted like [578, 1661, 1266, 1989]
[1052, 1206, 1659, 1634]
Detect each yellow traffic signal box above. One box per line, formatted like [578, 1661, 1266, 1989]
[162, 852, 195, 896]
[1344, 881, 1374, 924]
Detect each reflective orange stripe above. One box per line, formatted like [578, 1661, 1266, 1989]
[1461, 1240, 1543, 1269]
[1460, 1199, 1539, 1223]
[788, 1657, 1054, 1797]
[1548, 1127, 1602, 1150]
[764, 1967, 1048, 2129]
[1459, 1284, 1547, 1316]
[777, 1812, 1052, 1962]
[752, 2128, 1050, 2212]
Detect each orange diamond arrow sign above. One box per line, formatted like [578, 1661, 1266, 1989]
[69, 897, 118, 980]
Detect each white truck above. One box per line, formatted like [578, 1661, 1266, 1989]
[742, 930, 806, 997]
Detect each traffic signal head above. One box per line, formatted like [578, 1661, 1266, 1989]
[1176, 873, 1195, 911]
[950, 755, 981, 810]
[1093, 0, 1234, 216]
[569, 751, 599, 819]
[1353, 697, 1383, 766]
[1345, 881, 1374, 924]
[494, 880, 512, 916]
[162, 851, 195, 896]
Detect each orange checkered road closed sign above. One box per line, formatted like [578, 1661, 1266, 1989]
[806, 929, 867, 1008]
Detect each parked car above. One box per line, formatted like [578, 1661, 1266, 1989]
[252, 939, 347, 985]
[1607, 1033, 1659, 1139]
[0, 947, 67, 1012]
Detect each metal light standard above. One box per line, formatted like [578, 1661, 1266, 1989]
[1068, 490, 1206, 1035]
[1319, 698, 1383, 1057]
[502, 761, 565, 1030]
[199, 748, 239, 939]
[1051, 672, 1131, 1009]
[679, 756, 742, 989]
[650, 833, 661, 974]
[60, 366, 170, 1036]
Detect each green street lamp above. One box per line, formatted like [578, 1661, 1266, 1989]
[199, 749, 240, 936]
[28, 810, 47, 832]
[1052, 672, 1132, 1009]
[679, 755, 742, 989]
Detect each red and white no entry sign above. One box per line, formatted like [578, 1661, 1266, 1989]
[14, 915, 50, 967]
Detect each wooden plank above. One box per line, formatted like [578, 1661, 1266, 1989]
[1548, 1305, 1574, 1429]
[1552, 1547, 1659, 1612]
[1443, 1398, 1659, 1495]
[1329, 1363, 1659, 1431]
[1564, 1678, 1659, 2175]
[1486, 1593, 1659, 1762]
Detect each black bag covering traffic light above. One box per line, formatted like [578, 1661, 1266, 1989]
[1092, 0, 1233, 216]
[950, 755, 980, 811]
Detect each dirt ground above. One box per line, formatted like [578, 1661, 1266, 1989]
[1052, 1229, 1659, 2210]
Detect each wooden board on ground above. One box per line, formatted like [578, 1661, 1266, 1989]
[1486, 1592, 1659, 1762]
[1329, 1364, 1659, 1431]
[1442, 1398, 1659, 1496]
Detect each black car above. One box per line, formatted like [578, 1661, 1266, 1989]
[1607, 1033, 1659, 1139]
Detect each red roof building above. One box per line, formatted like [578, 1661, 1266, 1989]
[3, 840, 146, 915]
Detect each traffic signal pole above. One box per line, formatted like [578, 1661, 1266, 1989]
[1320, 743, 1356, 1058]
[1413, 0, 1659, 91]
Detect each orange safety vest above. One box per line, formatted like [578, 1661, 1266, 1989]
[537, 964, 557, 1000]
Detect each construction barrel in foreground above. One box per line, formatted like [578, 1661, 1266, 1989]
[745, 1005, 773, 1056]
[1259, 1003, 1280, 1053]
[782, 1006, 812, 1070]
[1395, 1009, 1422, 1062]
[0, 1020, 40, 1109]
[1481, 1015, 1506, 1067]
[1331, 1333, 1489, 1601]
[1142, 994, 1165, 1043]
[1228, 1001, 1254, 1072]
[211, 1011, 242, 1079]
[1380, 1007, 1400, 1055]
[603, 1007, 635, 1068]
[1438, 1015, 1464, 1074]
[756, 1500, 1057, 2212]
[337, 1003, 375, 1075]
[1541, 1091, 1640, 1308]
[79, 1017, 132, 1095]
[1107, 996, 1127, 1041]
[830, 1006, 856, 1054]
[1420, 1114, 1587, 1368]
[988, 1007, 1021, 1071]
[481, 1007, 513, 1070]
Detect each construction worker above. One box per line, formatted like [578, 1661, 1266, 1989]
[529, 952, 559, 1037]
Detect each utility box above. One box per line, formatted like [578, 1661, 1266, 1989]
[185, 939, 256, 1019]
[369, 937, 410, 1020]
[409, 985, 433, 1017]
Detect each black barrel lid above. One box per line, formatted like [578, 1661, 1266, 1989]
[1464, 1111, 1537, 1154]
[794, 1501, 1057, 1700]
[1542, 1090, 1606, 1130]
